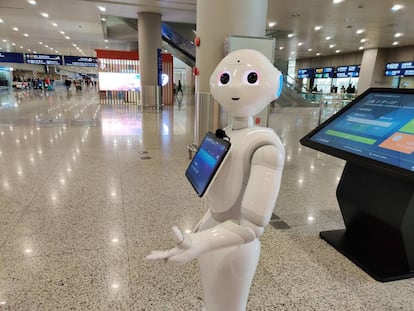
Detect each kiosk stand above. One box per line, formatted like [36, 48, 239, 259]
[323, 162, 414, 282]
[301, 88, 414, 282]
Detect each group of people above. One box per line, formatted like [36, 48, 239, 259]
[311, 84, 357, 94]
[13, 76, 53, 90]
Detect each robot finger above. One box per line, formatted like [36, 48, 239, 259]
[171, 226, 192, 249]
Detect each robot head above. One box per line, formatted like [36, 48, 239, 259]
[209, 49, 283, 118]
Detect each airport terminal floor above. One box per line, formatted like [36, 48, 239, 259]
[0, 87, 414, 310]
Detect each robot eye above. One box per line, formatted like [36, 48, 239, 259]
[243, 70, 259, 85]
[219, 71, 231, 86]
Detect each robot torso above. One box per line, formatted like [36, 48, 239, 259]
[204, 126, 283, 222]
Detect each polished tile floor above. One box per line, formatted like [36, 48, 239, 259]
[0, 87, 414, 310]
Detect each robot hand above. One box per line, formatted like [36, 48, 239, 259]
[145, 226, 202, 265]
[146, 221, 255, 265]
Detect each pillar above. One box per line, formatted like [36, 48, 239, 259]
[358, 48, 393, 94]
[194, 0, 268, 144]
[137, 12, 162, 107]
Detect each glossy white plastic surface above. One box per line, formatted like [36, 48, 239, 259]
[146, 49, 285, 310]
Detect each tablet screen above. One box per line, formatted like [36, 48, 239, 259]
[185, 132, 231, 197]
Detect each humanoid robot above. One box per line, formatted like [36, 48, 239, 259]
[147, 49, 285, 311]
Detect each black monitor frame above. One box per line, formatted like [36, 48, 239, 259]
[300, 88, 414, 182]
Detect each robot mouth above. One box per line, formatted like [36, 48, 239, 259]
[231, 97, 240, 101]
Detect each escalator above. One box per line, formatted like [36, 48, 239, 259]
[103, 16, 195, 67]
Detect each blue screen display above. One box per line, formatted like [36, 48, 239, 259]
[309, 91, 414, 172]
[186, 133, 230, 196]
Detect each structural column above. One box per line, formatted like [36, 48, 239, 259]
[358, 48, 391, 94]
[194, 0, 268, 144]
[137, 12, 162, 107]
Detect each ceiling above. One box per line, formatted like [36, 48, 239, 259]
[0, 0, 413, 61]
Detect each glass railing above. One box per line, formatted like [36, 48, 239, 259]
[317, 93, 357, 124]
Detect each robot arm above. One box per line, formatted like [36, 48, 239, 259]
[240, 143, 285, 237]
[146, 144, 284, 265]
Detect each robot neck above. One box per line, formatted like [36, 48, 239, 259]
[232, 116, 253, 130]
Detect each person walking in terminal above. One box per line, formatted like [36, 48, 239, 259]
[147, 49, 285, 310]
[177, 79, 183, 95]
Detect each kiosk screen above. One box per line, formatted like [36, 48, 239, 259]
[301, 88, 414, 179]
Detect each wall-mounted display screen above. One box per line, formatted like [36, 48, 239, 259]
[300, 88, 414, 180]
[385, 61, 414, 76]
[315, 67, 334, 78]
[298, 68, 314, 79]
[98, 72, 141, 91]
[335, 65, 360, 78]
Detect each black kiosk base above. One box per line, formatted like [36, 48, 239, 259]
[321, 163, 414, 282]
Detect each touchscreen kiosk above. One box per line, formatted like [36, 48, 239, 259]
[186, 132, 231, 197]
[301, 88, 414, 282]
[301, 88, 414, 180]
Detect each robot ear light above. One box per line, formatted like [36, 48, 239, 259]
[276, 74, 283, 98]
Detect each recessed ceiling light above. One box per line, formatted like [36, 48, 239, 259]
[391, 4, 404, 11]
[59, 31, 65, 35]
[51, 22, 58, 27]
[333, 0, 344, 3]
[392, 41, 399, 45]
[325, 36, 332, 40]
[329, 44, 335, 48]
[316, 52, 321, 56]
[12, 27, 19, 31]
[105, 46, 109, 49]
[23, 33, 29, 37]
[44, 44, 48, 47]
[290, 51, 295, 54]
[356, 29, 365, 34]
[104, 39, 108, 42]
[27, 0, 36, 4]
[308, 48, 313, 51]
[11, 42, 15, 46]
[335, 50, 341, 53]
[287, 33, 295, 38]
[314, 26, 322, 31]
[359, 46, 364, 50]
[394, 32, 403, 37]
[298, 42, 304, 46]
[360, 38, 367, 43]
[40, 12, 49, 18]
[101, 18, 106, 21]
[38, 41, 43, 44]
[73, 43, 77, 47]
[98, 6, 106, 12]
[2, 39, 6, 42]
[268, 22, 277, 27]
[65, 36, 70, 40]
[0, 18, 3, 23]
[279, 46, 284, 50]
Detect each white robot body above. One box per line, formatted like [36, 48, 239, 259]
[147, 49, 285, 311]
[205, 126, 284, 221]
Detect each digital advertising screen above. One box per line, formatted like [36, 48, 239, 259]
[98, 72, 141, 91]
[185, 132, 231, 197]
[300, 88, 414, 180]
